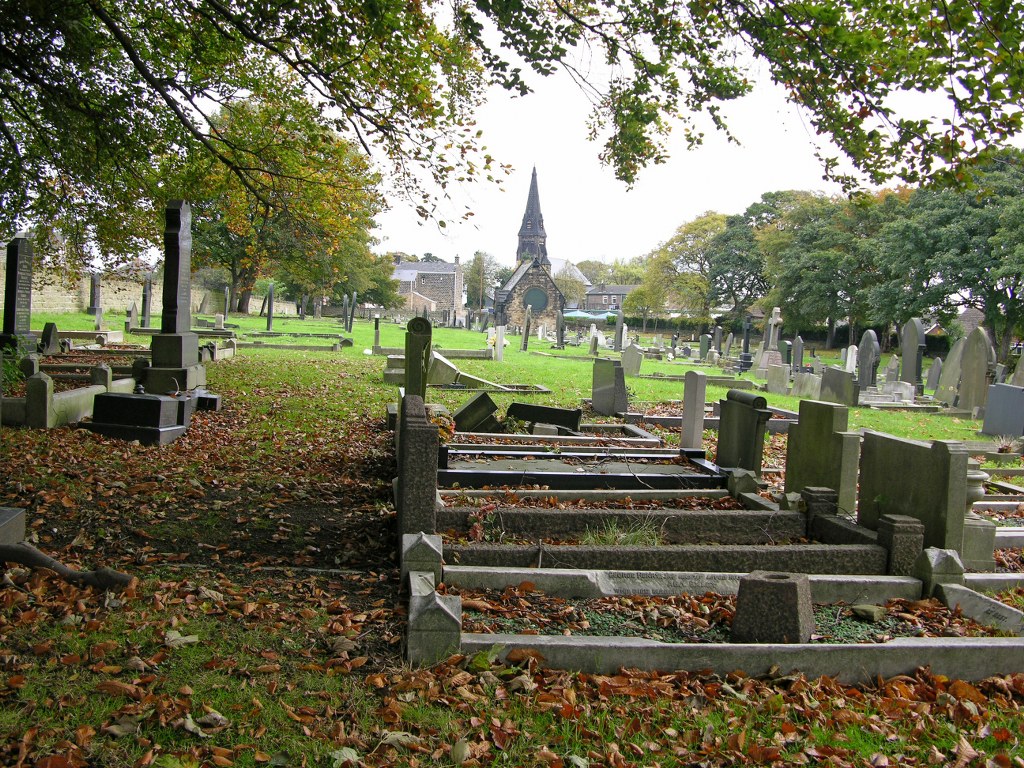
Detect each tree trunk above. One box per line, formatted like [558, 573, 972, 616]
[236, 289, 253, 314]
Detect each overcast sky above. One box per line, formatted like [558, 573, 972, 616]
[371, 62, 869, 269]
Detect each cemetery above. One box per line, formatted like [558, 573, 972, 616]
[3, 280, 1024, 764]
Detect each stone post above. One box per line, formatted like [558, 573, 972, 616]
[87, 272, 102, 315]
[404, 318, 432, 400]
[142, 273, 153, 327]
[266, 282, 275, 332]
[396, 394, 440, 535]
[680, 370, 707, 451]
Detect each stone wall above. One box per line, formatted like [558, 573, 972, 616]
[0, 263, 299, 318]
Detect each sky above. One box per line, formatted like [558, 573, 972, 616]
[371, 63, 870, 270]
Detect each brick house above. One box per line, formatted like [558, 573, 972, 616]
[392, 257, 465, 323]
[584, 283, 638, 312]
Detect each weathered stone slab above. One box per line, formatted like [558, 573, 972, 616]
[766, 364, 790, 395]
[959, 326, 994, 416]
[506, 402, 582, 431]
[936, 337, 965, 405]
[620, 343, 643, 377]
[680, 370, 707, 450]
[715, 390, 771, 476]
[981, 384, 1024, 436]
[785, 400, 860, 515]
[731, 571, 814, 644]
[819, 367, 859, 407]
[592, 359, 627, 416]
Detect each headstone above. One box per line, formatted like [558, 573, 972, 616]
[453, 392, 501, 433]
[900, 318, 927, 390]
[981, 384, 1024, 437]
[712, 326, 722, 355]
[699, 334, 711, 361]
[819, 367, 859, 407]
[881, 380, 917, 402]
[39, 323, 60, 355]
[936, 337, 966, 405]
[147, 202, 204, 393]
[537, 323, 545, 340]
[715, 390, 772, 476]
[396, 395, 440, 535]
[844, 345, 857, 374]
[520, 306, 532, 352]
[223, 285, 230, 315]
[738, 317, 753, 372]
[790, 372, 822, 399]
[792, 335, 804, 372]
[125, 302, 139, 332]
[613, 311, 624, 352]
[780, 340, 792, 366]
[142, 273, 153, 327]
[592, 358, 627, 416]
[404, 318, 432, 399]
[724, 332, 735, 359]
[93, 306, 103, 332]
[374, 317, 381, 349]
[840, 347, 848, 366]
[767, 307, 782, 349]
[214, 313, 224, 331]
[494, 326, 505, 362]
[427, 352, 460, 385]
[925, 357, 943, 391]
[730, 572, 813, 644]
[555, 311, 565, 348]
[341, 294, 350, 329]
[588, 334, 599, 356]
[620, 343, 643, 377]
[884, 355, 900, 382]
[857, 330, 881, 388]
[680, 370, 707, 450]
[348, 291, 358, 332]
[1011, 360, 1024, 388]
[994, 363, 1007, 384]
[1, 237, 35, 351]
[87, 272, 102, 316]
[785, 399, 860, 515]
[266, 282, 275, 332]
[858, 432, 969, 553]
[589, 323, 598, 339]
[506, 402, 583, 432]
[756, 307, 783, 375]
[959, 326, 994, 416]
[766, 364, 790, 395]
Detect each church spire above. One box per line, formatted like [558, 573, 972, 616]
[516, 167, 549, 264]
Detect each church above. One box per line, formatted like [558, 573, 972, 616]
[493, 168, 566, 330]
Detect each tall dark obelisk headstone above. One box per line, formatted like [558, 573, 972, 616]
[1, 237, 36, 352]
[148, 201, 204, 392]
[141, 272, 153, 327]
[266, 282, 275, 332]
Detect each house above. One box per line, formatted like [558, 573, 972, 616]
[493, 168, 565, 329]
[584, 283, 638, 312]
[392, 257, 465, 323]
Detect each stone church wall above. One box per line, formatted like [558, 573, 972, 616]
[502, 266, 563, 330]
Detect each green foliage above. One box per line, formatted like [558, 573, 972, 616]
[1, 348, 23, 392]
[465, 251, 500, 310]
[553, 264, 588, 307]
[581, 519, 663, 546]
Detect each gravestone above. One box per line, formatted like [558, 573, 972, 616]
[507, 402, 583, 432]
[766, 364, 790, 395]
[374, 317, 381, 349]
[840, 348, 848, 366]
[857, 330, 881, 388]
[537, 323, 545, 340]
[555, 311, 565, 348]
[792, 335, 804, 372]
[738, 317, 753, 372]
[994, 363, 1007, 384]
[588, 334, 599, 356]
[148, 201, 204, 393]
[936, 337, 966, 405]
[613, 311, 624, 352]
[1011, 360, 1024, 388]
[785, 399, 860, 515]
[925, 357, 943, 391]
[223, 286, 230, 315]
[396, 395, 440, 535]
[1, 237, 36, 351]
[959, 326, 994, 416]
[404, 318, 433, 399]
[790, 372, 822, 399]
[981, 384, 1024, 437]
[520, 306, 532, 352]
[341, 294, 350, 330]
[94, 306, 104, 332]
[858, 432, 969, 552]
[620, 343, 643, 377]
[214, 313, 224, 331]
[38, 323, 60, 355]
[900, 318, 926, 391]
[780, 340, 792, 366]
[698, 334, 711, 361]
[844, 345, 857, 374]
[266, 282, 275, 331]
[712, 326, 722, 355]
[494, 326, 505, 362]
[730, 572, 813, 644]
[125, 302, 139, 332]
[87, 273, 102, 315]
[592, 358, 627, 416]
[142, 273, 153, 327]
[715, 390, 772, 476]
[884, 355, 900, 382]
[349, 291, 358, 332]
[819, 367, 859, 407]
[724, 332, 734, 359]
[756, 307, 783, 375]
[680, 370, 707, 450]
[453, 392, 501, 433]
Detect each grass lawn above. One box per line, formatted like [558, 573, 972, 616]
[0, 314, 1022, 767]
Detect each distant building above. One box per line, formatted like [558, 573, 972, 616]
[392, 257, 465, 322]
[584, 283, 638, 311]
[493, 168, 565, 329]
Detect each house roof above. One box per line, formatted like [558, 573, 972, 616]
[586, 284, 638, 295]
[392, 261, 457, 282]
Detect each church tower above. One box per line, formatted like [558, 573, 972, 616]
[516, 167, 549, 264]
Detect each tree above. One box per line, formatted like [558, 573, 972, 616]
[465, 251, 500, 310]
[189, 91, 382, 313]
[622, 284, 664, 332]
[494, 265, 517, 288]
[873, 150, 1024, 361]
[554, 265, 588, 308]
[576, 260, 614, 286]
[706, 215, 770, 323]
[9, 0, 1021, 271]
[646, 212, 725, 327]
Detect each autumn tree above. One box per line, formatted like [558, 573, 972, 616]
[554, 265, 588, 308]
[189, 91, 382, 312]
[465, 251, 500, 310]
